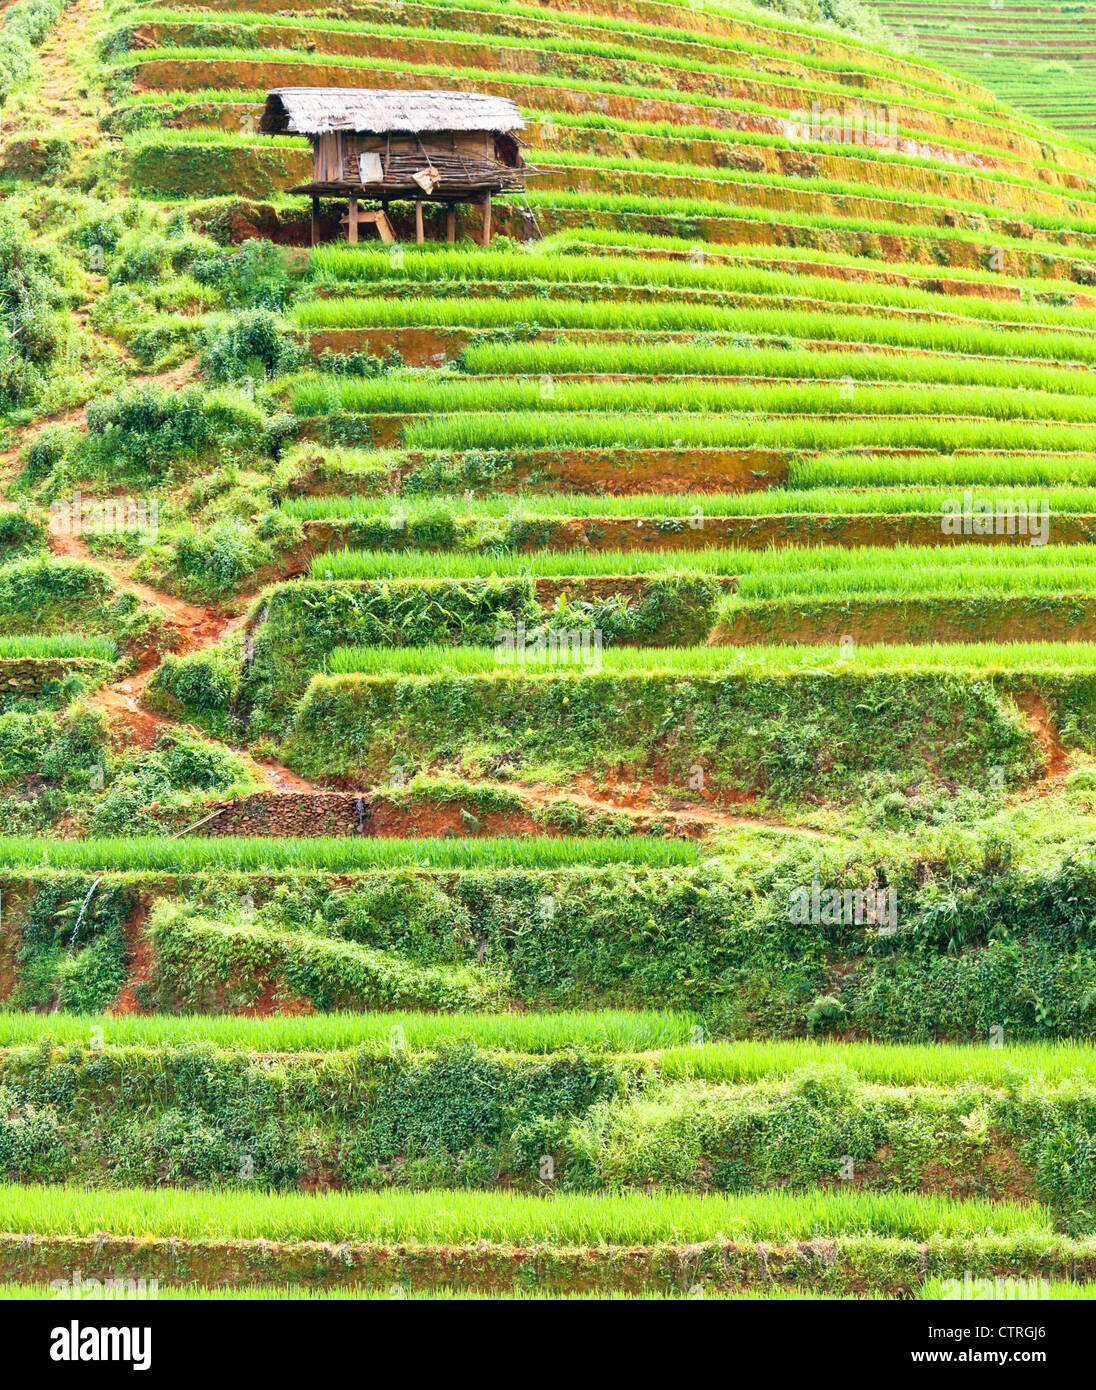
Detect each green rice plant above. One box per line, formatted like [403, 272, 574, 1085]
[311, 548, 739, 581]
[124, 127, 303, 149]
[321, 640, 1096, 678]
[457, 339, 1096, 397]
[0, 634, 115, 659]
[542, 228, 1094, 293]
[0, 1182, 1055, 1243]
[121, 0, 963, 101]
[285, 373, 1096, 427]
[306, 247, 1096, 333]
[525, 186, 1092, 256]
[727, 543, 1096, 603]
[6, 1017, 1096, 1083]
[0, 1008, 694, 1052]
[0, 834, 700, 872]
[399, 411, 1096, 455]
[793, 454, 1096, 488]
[529, 145, 1096, 235]
[118, 12, 1011, 146]
[295, 297, 1096, 367]
[281, 486, 1096, 523]
[658, 1038, 1096, 1086]
[920, 1280, 1096, 1301]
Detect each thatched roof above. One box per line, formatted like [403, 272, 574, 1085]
[261, 88, 526, 136]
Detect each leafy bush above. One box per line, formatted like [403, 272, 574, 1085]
[200, 308, 302, 384]
[0, 0, 70, 105]
[0, 508, 43, 559]
[82, 382, 269, 477]
[170, 521, 269, 594]
[190, 239, 289, 309]
[106, 229, 208, 285]
[146, 642, 242, 741]
[88, 728, 250, 835]
[19, 423, 75, 485]
[0, 204, 62, 405]
[68, 209, 126, 259]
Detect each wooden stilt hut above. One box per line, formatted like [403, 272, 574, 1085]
[259, 87, 531, 245]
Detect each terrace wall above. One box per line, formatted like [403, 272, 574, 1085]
[0, 657, 110, 696]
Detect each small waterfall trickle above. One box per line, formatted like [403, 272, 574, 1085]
[67, 877, 102, 959]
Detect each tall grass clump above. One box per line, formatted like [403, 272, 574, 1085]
[306, 248, 1096, 333]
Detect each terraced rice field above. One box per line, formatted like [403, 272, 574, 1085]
[4, 0, 1096, 1330]
[873, 0, 1096, 148]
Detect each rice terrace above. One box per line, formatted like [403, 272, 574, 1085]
[5, 0, 1096, 1354]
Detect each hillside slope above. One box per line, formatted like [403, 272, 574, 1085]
[3, 0, 1096, 1308]
[873, 0, 1096, 148]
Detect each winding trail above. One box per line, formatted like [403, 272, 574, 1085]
[45, 523, 315, 790]
[34, 0, 104, 144]
[503, 777, 843, 840]
[0, 0, 322, 792]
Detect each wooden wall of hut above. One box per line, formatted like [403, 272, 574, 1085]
[310, 130, 520, 186]
[313, 131, 343, 183]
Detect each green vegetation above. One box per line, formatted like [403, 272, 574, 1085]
[284, 660, 1047, 796]
[0, 833, 699, 871]
[3, 1038, 1096, 1223]
[0, 1183, 1055, 1243]
[8, 0, 1096, 1307]
[0, 1009, 693, 1052]
[280, 486, 1096, 524]
[874, 0, 1096, 145]
[0, 635, 115, 659]
[296, 293, 1096, 362]
[304, 246, 1096, 329]
[315, 639, 1096, 677]
[312, 547, 739, 580]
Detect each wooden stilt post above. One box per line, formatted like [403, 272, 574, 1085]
[415, 198, 425, 243]
[481, 191, 492, 246]
[311, 195, 320, 247]
[446, 203, 456, 243]
[347, 195, 358, 244]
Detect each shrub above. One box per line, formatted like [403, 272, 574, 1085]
[0, 0, 69, 105]
[82, 382, 269, 476]
[19, 423, 74, 485]
[190, 239, 289, 309]
[200, 308, 302, 384]
[0, 204, 62, 405]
